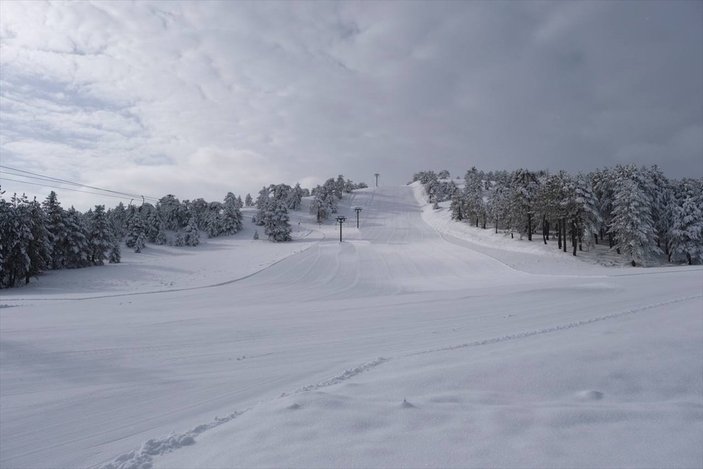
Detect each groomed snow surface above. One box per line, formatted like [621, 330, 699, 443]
[1, 184, 701, 469]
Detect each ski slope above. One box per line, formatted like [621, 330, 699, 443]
[1, 185, 701, 469]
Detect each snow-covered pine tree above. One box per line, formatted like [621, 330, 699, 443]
[107, 202, 128, 240]
[245, 193, 253, 207]
[450, 191, 465, 221]
[264, 200, 292, 242]
[63, 207, 90, 268]
[125, 214, 147, 251]
[670, 179, 703, 265]
[221, 192, 243, 235]
[464, 167, 485, 227]
[287, 183, 304, 210]
[181, 216, 200, 246]
[108, 239, 121, 263]
[87, 205, 113, 265]
[608, 176, 660, 266]
[42, 191, 68, 269]
[157, 195, 185, 230]
[1, 194, 33, 287]
[510, 169, 539, 240]
[573, 174, 601, 251]
[26, 197, 51, 282]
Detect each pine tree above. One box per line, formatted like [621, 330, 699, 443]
[450, 191, 464, 221]
[108, 239, 121, 263]
[464, 167, 485, 227]
[181, 216, 200, 246]
[609, 177, 660, 266]
[88, 205, 113, 265]
[510, 169, 539, 240]
[221, 192, 243, 235]
[670, 180, 703, 265]
[157, 195, 185, 230]
[42, 191, 68, 269]
[63, 207, 90, 268]
[287, 183, 304, 210]
[125, 214, 147, 252]
[108, 202, 128, 240]
[1, 194, 33, 287]
[245, 193, 253, 207]
[26, 197, 51, 282]
[264, 200, 292, 242]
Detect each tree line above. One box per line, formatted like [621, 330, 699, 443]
[1, 174, 367, 288]
[413, 165, 702, 266]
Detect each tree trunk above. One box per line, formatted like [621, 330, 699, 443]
[563, 219, 568, 253]
[572, 221, 577, 256]
[557, 221, 562, 249]
[687, 253, 692, 265]
[545, 219, 550, 240]
[527, 212, 532, 241]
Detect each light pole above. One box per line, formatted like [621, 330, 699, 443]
[354, 207, 362, 228]
[374, 173, 380, 187]
[336, 216, 346, 242]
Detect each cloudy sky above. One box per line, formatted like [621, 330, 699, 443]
[1, 1, 701, 209]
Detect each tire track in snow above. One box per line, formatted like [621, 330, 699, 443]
[96, 357, 389, 469]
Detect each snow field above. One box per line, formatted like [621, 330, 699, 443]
[1, 185, 702, 469]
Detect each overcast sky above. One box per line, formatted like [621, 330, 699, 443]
[1, 1, 701, 210]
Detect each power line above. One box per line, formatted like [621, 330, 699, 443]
[0, 164, 160, 201]
[0, 176, 143, 202]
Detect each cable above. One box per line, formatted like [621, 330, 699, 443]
[0, 176, 142, 202]
[0, 164, 160, 201]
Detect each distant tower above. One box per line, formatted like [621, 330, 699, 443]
[374, 173, 380, 187]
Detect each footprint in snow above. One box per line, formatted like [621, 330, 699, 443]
[401, 398, 416, 409]
[575, 390, 604, 401]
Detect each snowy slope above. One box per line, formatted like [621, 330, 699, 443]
[1, 185, 701, 469]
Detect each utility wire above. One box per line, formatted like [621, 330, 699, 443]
[0, 164, 160, 201]
[0, 176, 143, 202]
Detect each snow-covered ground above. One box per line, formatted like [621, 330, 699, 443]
[1, 185, 701, 469]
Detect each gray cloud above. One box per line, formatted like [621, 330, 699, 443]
[0, 0, 701, 209]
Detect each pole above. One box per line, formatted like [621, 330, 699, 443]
[336, 216, 346, 242]
[354, 207, 362, 228]
[374, 173, 379, 187]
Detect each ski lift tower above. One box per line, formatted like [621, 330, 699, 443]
[354, 207, 362, 228]
[374, 173, 380, 187]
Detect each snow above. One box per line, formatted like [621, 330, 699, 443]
[1, 185, 701, 469]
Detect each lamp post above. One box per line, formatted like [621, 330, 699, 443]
[374, 173, 380, 187]
[354, 207, 362, 228]
[336, 216, 346, 242]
